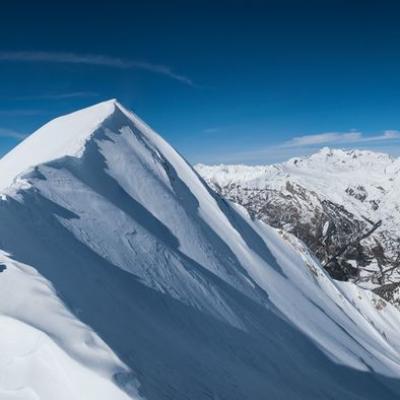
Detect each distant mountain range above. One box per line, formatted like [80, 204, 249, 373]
[197, 147, 400, 306]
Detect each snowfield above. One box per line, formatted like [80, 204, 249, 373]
[1, 100, 400, 399]
[196, 149, 400, 298]
[0, 252, 136, 400]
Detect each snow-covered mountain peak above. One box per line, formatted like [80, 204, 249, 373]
[198, 148, 400, 191]
[286, 147, 396, 171]
[3, 103, 400, 398]
[0, 99, 122, 192]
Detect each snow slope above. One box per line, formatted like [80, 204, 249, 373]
[196, 147, 400, 228]
[197, 149, 400, 295]
[196, 147, 400, 230]
[0, 252, 137, 400]
[0, 100, 117, 194]
[2, 101, 400, 398]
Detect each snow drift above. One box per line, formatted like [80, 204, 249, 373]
[1, 100, 400, 399]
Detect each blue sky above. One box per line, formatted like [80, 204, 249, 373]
[1, 0, 400, 164]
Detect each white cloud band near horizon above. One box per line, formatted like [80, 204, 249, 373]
[0, 51, 194, 86]
[282, 130, 400, 148]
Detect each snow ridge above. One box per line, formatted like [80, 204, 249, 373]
[0, 99, 118, 192]
[2, 102, 400, 399]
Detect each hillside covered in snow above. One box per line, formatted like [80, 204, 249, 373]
[2, 101, 400, 399]
[197, 148, 400, 305]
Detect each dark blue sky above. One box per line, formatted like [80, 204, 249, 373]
[1, 0, 400, 164]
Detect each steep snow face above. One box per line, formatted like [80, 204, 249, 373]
[0, 251, 137, 400]
[2, 102, 400, 399]
[0, 100, 117, 193]
[197, 148, 400, 299]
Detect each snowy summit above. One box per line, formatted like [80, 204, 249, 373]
[1, 101, 400, 399]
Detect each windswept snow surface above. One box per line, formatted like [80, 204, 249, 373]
[0, 100, 116, 192]
[0, 252, 137, 400]
[1, 100, 400, 398]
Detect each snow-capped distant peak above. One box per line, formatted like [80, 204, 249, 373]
[286, 147, 396, 170]
[197, 147, 400, 187]
[197, 146, 400, 306]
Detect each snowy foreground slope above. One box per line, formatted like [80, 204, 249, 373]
[197, 150, 400, 303]
[2, 101, 400, 399]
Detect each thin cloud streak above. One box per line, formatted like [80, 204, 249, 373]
[0, 109, 45, 116]
[0, 51, 194, 86]
[203, 127, 220, 134]
[282, 130, 400, 148]
[0, 128, 26, 140]
[14, 91, 99, 100]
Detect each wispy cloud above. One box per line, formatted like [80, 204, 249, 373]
[14, 91, 99, 100]
[0, 128, 26, 139]
[282, 130, 400, 148]
[0, 109, 45, 116]
[203, 127, 220, 134]
[282, 131, 361, 147]
[0, 51, 194, 86]
[194, 129, 400, 165]
[380, 130, 400, 139]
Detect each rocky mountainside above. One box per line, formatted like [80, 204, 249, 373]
[2, 103, 400, 399]
[196, 148, 400, 305]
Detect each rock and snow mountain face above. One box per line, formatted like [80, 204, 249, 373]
[2, 102, 400, 399]
[196, 148, 400, 305]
